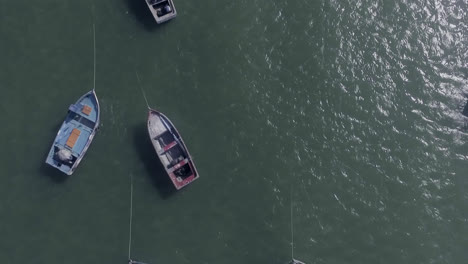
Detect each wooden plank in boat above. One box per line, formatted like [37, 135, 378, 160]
[82, 105, 92, 115]
[66, 128, 81, 148]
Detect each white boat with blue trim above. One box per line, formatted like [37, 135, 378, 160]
[45, 90, 100, 175]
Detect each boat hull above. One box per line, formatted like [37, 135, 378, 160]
[45, 90, 100, 175]
[147, 109, 199, 190]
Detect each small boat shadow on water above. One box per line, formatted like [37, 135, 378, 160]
[125, 0, 167, 31]
[40, 162, 68, 184]
[133, 123, 176, 199]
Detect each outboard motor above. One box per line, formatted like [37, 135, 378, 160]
[163, 4, 172, 14]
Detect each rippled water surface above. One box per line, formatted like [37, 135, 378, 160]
[1, 0, 467, 263]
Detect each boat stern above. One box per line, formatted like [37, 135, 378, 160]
[45, 155, 74, 175]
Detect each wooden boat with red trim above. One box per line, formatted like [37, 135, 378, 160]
[147, 108, 199, 190]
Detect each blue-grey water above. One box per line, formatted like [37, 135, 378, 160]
[0, 0, 467, 263]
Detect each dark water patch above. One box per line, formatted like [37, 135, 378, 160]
[39, 161, 68, 184]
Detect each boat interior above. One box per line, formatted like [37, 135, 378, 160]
[154, 130, 191, 172]
[173, 163, 192, 179]
[69, 94, 99, 123]
[153, 138, 191, 179]
[57, 117, 93, 155]
[148, 0, 174, 17]
[149, 112, 196, 181]
[157, 130, 175, 147]
[47, 106, 97, 171]
[70, 112, 96, 130]
[160, 144, 187, 168]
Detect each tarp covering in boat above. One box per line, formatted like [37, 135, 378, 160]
[57, 148, 72, 161]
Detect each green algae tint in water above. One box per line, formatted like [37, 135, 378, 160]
[0, 0, 467, 263]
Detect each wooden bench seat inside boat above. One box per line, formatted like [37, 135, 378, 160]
[66, 128, 81, 148]
[82, 105, 92, 115]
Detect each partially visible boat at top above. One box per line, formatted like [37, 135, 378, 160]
[129, 259, 150, 264]
[288, 259, 306, 264]
[45, 90, 100, 175]
[145, 0, 177, 24]
[147, 108, 198, 190]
